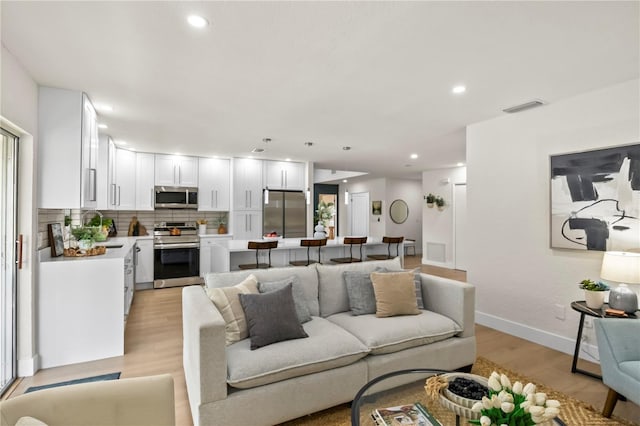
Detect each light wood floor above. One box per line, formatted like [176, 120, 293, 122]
[7, 256, 639, 425]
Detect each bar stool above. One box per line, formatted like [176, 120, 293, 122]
[330, 237, 367, 264]
[238, 240, 279, 270]
[367, 236, 404, 260]
[290, 238, 327, 266]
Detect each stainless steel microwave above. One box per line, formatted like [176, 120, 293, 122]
[154, 186, 198, 209]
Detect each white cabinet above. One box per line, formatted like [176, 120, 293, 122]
[124, 245, 135, 319]
[264, 160, 305, 190]
[199, 236, 232, 275]
[135, 153, 155, 211]
[96, 134, 113, 210]
[233, 158, 263, 210]
[38, 87, 100, 208]
[198, 157, 230, 211]
[135, 239, 154, 284]
[114, 149, 136, 210]
[155, 154, 198, 187]
[232, 211, 262, 240]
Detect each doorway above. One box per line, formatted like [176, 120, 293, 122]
[314, 184, 338, 235]
[350, 192, 369, 237]
[1, 128, 18, 394]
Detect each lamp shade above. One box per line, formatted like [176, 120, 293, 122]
[600, 251, 640, 284]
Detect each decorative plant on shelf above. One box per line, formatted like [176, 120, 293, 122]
[579, 279, 609, 309]
[470, 371, 561, 426]
[71, 226, 101, 249]
[425, 193, 436, 207]
[435, 196, 445, 209]
[578, 279, 609, 291]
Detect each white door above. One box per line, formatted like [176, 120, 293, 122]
[350, 192, 369, 237]
[454, 183, 468, 271]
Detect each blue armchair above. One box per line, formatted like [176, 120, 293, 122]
[594, 318, 640, 417]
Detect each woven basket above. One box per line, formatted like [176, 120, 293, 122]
[438, 373, 489, 420]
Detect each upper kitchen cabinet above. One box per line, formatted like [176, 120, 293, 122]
[264, 160, 305, 190]
[96, 134, 116, 210]
[155, 154, 198, 187]
[114, 148, 136, 210]
[135, 153, 155, 211]
[38, 87, 99, 209]
[198, 157, 230, 211]
[233, 158, 263, 210]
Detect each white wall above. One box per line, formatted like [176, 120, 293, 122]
[421, 167, 467, 267]
[1, 43, 40, 375]
[386, 178, 422, 253]
[338, 177, 386, 236]
[467, 79, 640, 358]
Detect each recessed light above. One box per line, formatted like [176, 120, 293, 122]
[343, 179, 348, 183]
[457, 162, 465, 167]
[285, 158, 291, 161]
[342, 146, 351, 151]
[98, 123, 108, 129]
[452, 85, 466, 94]
[96, 104, 113, 112]
[187, 15, 209, 28]
[410, 153, 418, 159]
[252, 148, 265, 153]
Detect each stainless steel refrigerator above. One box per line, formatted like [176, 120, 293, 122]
[263, 190, 306, 238]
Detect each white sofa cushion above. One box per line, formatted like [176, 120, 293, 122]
[205, 265, 320, 316]
[226, 317, 369, 389]
[316, 257, 402, 317]
[327, 310, 462, 355]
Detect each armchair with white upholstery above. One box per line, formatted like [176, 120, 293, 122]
[594, 318, 640, 418]
[0, 374, 175, 426]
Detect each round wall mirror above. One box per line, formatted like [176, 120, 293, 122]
[389, 199, 409, 224]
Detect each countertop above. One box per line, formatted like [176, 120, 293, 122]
[227, 236, 384, 252]
[39, 236, 149, 263]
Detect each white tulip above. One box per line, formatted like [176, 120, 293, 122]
[512, 381, 523, 394]
[529, 406, 545, 416]
[545, 399, 561, 408]
[523, 383, 536, 395]
[472, 402, 484, 413]
[490, 371, 501, 381]
[531, 415, 545, 424]
[482, 396, 493, 410]
[526, 393, 535, 403]
[520, 400, 531, 411]
[488, 375, 502, 392]
[498, 390, 513, 402]
[500, 374, 512, 389]
[544, 406, 560, 417]
[534, 392, 547, 405]
[501, 401, 515, 413]
[480, 415, 492, 426]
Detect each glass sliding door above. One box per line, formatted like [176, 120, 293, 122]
[0, 128, 18, 394]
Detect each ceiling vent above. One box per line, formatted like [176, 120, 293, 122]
[502, 99, 546, 114]
[251, 148, 265, 153]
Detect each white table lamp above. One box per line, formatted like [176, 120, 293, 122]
[600, 251, 640, 313]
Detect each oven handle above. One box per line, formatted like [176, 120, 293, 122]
[154, 243, 200, 249]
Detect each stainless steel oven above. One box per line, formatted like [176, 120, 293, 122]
[153, 222, 203, 288]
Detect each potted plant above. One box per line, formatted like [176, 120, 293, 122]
[217, 217, 227, 234]
[315, 200, 335, 228]
[425, 193, 435, 208]
[579, 279, 609, 309]
[70, 226, 99, 251]
[435, 196, 445, 210]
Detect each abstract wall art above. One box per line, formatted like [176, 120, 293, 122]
[550, 143, 640, 251]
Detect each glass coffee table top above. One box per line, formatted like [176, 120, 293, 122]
[351, 369, 566, 426]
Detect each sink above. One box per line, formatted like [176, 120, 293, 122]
[102, 243, 124, 249]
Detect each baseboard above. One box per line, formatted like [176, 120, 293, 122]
[18, 354, 40, 377]
[475, 311, 600, 364]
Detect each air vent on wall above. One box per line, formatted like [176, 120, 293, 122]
[502, 99, 546, 114]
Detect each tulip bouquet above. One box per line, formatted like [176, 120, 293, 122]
[469, 371, 561, 426]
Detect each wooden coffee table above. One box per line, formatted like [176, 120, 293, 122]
[350, 369, 567, 426]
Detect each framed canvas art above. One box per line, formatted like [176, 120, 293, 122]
[48, 223, 65, 257]
[550, 143, 640, 251]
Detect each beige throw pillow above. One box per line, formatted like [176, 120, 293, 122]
[370, 271, 421, 318]
[206, 274, 259, 345]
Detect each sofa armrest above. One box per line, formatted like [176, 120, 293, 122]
[0, 374, 174, 426]
[420, 274, 475, 338]
[182, 286, 228, 412]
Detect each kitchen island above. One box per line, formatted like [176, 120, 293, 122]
[217, 236, 404, 272]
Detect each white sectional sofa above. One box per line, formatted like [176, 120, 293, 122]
[182, 257, 476, 426]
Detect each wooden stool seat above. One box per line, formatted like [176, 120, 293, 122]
[367, 236, 404, 260]
[290, 238, 327, 266]
[331, 237, 367, 264]
[238, 240, 279, 270]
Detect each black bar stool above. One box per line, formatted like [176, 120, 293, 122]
[367, 236, 404, 260]
[330, 237, 367, 264]
[290, 238, 327, 266]
[238, 240, 279, 270]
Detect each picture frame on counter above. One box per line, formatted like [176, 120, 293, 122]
[48, 223, 64, 257]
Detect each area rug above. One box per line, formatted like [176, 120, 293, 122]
[281, 357, 634, 426]
[25, 372, 121, 393]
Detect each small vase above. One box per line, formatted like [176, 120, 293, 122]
[328, 226, 335, 240]
[427, 203, 434, 208]
[437, 205, 445, 211]
[198, 224, 207, 235]
[78, 239, 94, 251]
[218, 224, 227, 234]
[584, 290, 605, 309]
[314, 222, 326, 239]
[609, 284, 638, 313]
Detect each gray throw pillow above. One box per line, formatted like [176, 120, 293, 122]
[343, 268, 386, 315]
[239, 283, 309, 350]
[258, 275, 312, 323]
[377, 267, 425, 310]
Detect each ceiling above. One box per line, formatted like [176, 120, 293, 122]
[2, 1, 638, 180]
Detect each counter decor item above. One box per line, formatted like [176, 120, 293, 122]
[197, 219, 208, 234]
[608, 284, 638, 314]
[578, 279, 609, 309]
[64, 245, 106, 257]
[315, 200, 335, 228]
[71, 226, 100, 250]
[217, 219, 227, 234]
[48, 223, 64, 257]
[127, 216, 148, 236]
[313, 222, 326, 238]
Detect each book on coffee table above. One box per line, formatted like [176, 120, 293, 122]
[371, 402, 442, 426]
